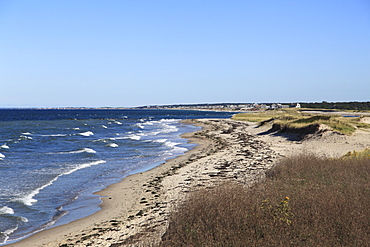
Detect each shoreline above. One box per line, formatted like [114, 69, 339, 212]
[7, 118, 370, 246]
[6, 120, 213, 247]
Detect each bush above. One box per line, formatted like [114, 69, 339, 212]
[160, 155, 370, 246]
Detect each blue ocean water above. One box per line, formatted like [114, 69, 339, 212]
[0, 109, 233, 245]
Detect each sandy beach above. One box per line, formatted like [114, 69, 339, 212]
[7, 118, 370, 247]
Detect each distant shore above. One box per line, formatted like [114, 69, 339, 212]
[7, 118, 370, 246]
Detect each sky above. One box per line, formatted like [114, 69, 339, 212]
[0, 0, 369, 107]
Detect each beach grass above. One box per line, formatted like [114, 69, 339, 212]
[160, 154, 370, 246]
[232, 109, 370, 135]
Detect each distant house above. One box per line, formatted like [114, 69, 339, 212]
[290, 103, 301, 108]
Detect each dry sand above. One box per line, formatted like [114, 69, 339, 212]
[7, 118, 370, 247]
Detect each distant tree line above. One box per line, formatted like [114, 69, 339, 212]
[300, 101, 370, 111]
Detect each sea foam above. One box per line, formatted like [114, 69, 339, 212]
[0, 206, 14, 215]
[78, 131, 94, 137]
[107, 143, 119, 148]
[14, 160, 106, 206]
[0, 144, 9, 149]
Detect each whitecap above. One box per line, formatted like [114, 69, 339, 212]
[61, 148, 96, 154]
[127, 134, 141, 140]
[0, 206, 14, 215]
[0, 153, 5, 158]
[41, 134, 68, 137]
[154, 139, 168, 143]
[0, 144, 9, 149]
[101, 125, 108, 129]
[72, 127, 80, 130]
[3, 226, 18, 237]
[114, 121, 122, 125]
[19, 216, 28, 223]
[21, 132, 32, 135]
[78, 131, 94, 137]
[107, 143, 119, 148]
[19, 135, 33, 140]
[13, 160, 106, 206]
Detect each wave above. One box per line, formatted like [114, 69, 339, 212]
[164, 141, 188, 154]
[110, 133, 143, 141]
[154, 139, 168, 143]
[0, 206, 14, 215]
[0, 144, 9, 149]
[41, 134, 68, 137]
[19, 135, 32, 140]
[1, 226, 18, 244]
[78, 131, 94, 137]
[0, 153, 4, 159]
[101, 125, 108, 129]
[21, 132, 32, 135]
[59, 148, 97, 154]
[106, 143, 118, 148]
[13, 160, 106, 206]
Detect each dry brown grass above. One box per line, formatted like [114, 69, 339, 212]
[159, 155, 370, 246]
[232, 110, 370, 135]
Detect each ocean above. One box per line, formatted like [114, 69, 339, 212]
[0, 109, 234, 245]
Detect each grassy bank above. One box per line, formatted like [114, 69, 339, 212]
[160, 154, 370, 246]
[232, 109, 370, 135]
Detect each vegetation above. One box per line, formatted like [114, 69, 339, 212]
[232, 109, 370, 135]
[160, 155, 370, 246]
[344, 148, 370, 158]
[300, 101, 370, 111]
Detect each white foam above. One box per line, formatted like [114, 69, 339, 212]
[19, 216, 28, 222]
[78, 131, 94, 137]
[41, 134, 68, 137]
[63, 148, 97, 154]
[164, 141, 181, 148]
[21, 132, 32, 135]
[136, 123, 145, 129]
[107, 143, 119, 148]
[101, 125, 108, 129]
[72, 127, 80, 130]
[1, 144, 9, 149]
[154, 139, 168, 143]
[0, 153, 4, 158]
[0, 206, 14, 215]
[19, 135, 33, 140]
[3, 226, 18, 238]
[14, 160, 106, 206]
[114, 121, 122, 125]
[128, 134, 141, 140]
[164, 141, 188, 154]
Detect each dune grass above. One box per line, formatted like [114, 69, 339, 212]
[232, 110, 370, 135]
[160, 154, 370, 246]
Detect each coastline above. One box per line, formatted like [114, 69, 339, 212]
[7, 118, 370, 246]
[6, 119, 213, 247]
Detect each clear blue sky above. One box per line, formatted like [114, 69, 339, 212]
[1, 0, 369, 107]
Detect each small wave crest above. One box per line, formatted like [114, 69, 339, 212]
[164, 141, 188, 154]
[78, 131, 94, 137]
[0, 153, 5, 159]
[107, 143, 119, 148]
[0, 144, 9, 149]
[41, 134, 68, 137]
[13, 160, 106, 206]
[0, 206, 14, 215]
[60, 148, 97, 154]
